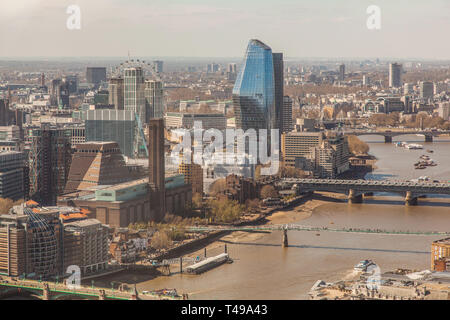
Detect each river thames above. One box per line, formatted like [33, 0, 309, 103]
[125, 135, 450, 299]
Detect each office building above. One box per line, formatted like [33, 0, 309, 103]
[404, 83, 414, 95]
[153, 60, 164, 73]
[165, 112, 227, 131]
[339, 64, 345, 81]
[63, 219, 109, 276]
[389, 63, 402, 88]
[233, 39, 275, 132]
[64, 75, 78, 94]
[207, 63, 219, 73]
[69, 125, 86, 146]
[0, 205, 63, 278]
[273, 52, 284, 131]
[108, 77, 124, 110]
[85, 109, 136, 158]
[86, 67, 107, 85]
[29, 125, 72, 205]
[148, 119, 165, 221]
[145, 80, 164, 120]
[281, 96, 293, 133]
[282, 131, 323, 167]
[178, 162, 203, 195]
[0, 151, 28, 201]
[309, 135, 350, 178]
[420, 81, 434, 100]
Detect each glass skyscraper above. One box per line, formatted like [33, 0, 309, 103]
[233, 39, 275, 131]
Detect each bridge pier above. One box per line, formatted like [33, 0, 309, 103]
[99, 289, 106, 300]
[42, 283, 50, 300]
[425, 135, 433, 143]
[348, 189, 363, 204]
[384, 136, 392, 143]
[282, 228, 288, 248]
[405, 191, 418, 206]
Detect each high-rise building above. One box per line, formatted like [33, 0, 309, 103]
[273, 52, 284, 131]
[420, 81, 434, 100]
[153, 60, 164, 73]
[281, 131, 323, 167]
[0, 151, 28, 201]
[207, 63, 219, 73]
[145, 80, 164, 121]
[148, 119, 165, 221]
[281, 96, 293, 133]
[227, 63, 237, 73]
[389, 63, 402, 88]
[29, 125, 72, 205]
[64, 75, 78, 94]
[124, 67, 146, 122]
[233, 39, 275, 132]
[86, 67, 107, 85]
[403, 83, 414, 95]
[108, 77, 124, 110]
[85, 109, 136, 158]
[339, 64, 345, 81]
[0, 206, 63, 278]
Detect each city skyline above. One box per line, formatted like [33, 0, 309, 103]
[0, 0, 449, 59]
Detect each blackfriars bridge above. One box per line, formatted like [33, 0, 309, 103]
[280, 178, 450, 206]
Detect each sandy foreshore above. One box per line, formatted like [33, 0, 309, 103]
[91, 192, 346, 288]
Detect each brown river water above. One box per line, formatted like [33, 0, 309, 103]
[101, 135, 450, 300]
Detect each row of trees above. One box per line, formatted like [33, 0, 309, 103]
[347, 135, 370, 155]
[368, 113, 450, 130]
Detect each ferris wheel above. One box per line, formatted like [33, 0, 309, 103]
[111, 58, 161, 80]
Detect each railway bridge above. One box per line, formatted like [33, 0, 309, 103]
[279, 178, 450, 206]
[344, 129, 450, 143]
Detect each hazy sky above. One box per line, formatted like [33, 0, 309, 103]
[0, 0, 449, 59]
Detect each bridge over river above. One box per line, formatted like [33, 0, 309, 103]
[0, 278, 185, 300]
[278, 178, 450, 205]
[343, 129, 450, 143]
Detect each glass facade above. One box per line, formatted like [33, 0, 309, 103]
[85, 110, 136, 158]
[233, 39, 275, 131]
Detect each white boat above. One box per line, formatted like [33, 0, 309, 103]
[354, 260, 375, 272]
[405, 143, 423, 150]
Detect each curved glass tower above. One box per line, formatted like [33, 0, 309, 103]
[233, 39, 275, 131]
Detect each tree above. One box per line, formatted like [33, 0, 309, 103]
[150, 231, 172, 249]
[260, 185, 278, 199]
[209, 178, 227, 196]
[0, 198, 23, 214]
[207, 198, 245, 223]
[347, 135, 370, 155]
[245, 199, 260, 213]
[192, 193, 203, 209]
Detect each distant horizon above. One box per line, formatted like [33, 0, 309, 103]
[1, 56, 449, 62]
